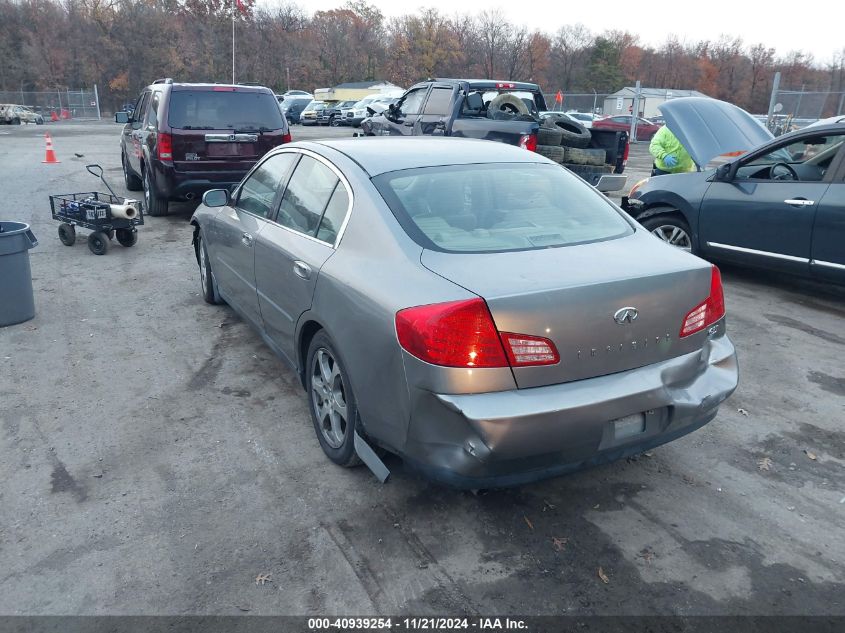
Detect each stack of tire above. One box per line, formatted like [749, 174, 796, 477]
[536, 114, 614, 182]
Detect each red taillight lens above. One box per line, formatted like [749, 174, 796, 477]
[519, 133, 537, 152]
[395, 298, 560, 368]
[500, 332, 559, 366]
[623, 138, 630, 167]
[157, 132, 172, 160]
[396, 299, 508, 368]
[282, 132, 292, 144]
[680, 266, 726, 338]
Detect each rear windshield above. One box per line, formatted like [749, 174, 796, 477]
[373, 163, 632, 253]
[168, 90, 285, 130]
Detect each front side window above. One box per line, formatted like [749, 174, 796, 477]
[374, 163, 632, 253]
[397, 89, 427, 117]
[738, 133, 845, 181]
[277, 156, 339, 237]
[236, 153, 297, 218]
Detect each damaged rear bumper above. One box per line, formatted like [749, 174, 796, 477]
[402, 334, 738, 488]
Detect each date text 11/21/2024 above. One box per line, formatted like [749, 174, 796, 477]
[307, 617, 529, 630]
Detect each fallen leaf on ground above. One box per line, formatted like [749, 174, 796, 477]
[597, 567, 609, 584]
[737, 408, 749, 416]
[543, 499, 556, 511]
[235, 605, 251, 612]
[593, 504, 600, 509]
[804, 450, 817, 461]
[551, 537, 568, 552]
[255, 573, 272, 586]
[643, 451, 654, 458]
[638, 549, 654, 564]
[758, 457, 773, 471]
[523, 515, 534, 531]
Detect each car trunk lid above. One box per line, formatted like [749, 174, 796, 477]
[420, 231, 714, 389]
[659, 97, 773, 168]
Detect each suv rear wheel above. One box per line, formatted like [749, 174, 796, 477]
[143, 168, 169, 217]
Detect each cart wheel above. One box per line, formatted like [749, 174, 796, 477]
[116, 228, 138, 247]
[88, 231, 109, 256]
[58, 223, 76, 246]
[106, 229, 115, 240]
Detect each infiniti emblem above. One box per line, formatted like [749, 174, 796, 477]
[613, 307, 639, 324]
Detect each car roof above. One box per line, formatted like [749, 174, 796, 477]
[162, 83, 272, 93]
[430, 78, 541, 91]
[296, 138, 548, 176]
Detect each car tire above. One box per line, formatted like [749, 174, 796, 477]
[563, 147, 606, 166]
[36, 118, 43, 125]
[306, 330, 362, 468]
[11, 117, 20, 125]
[537, 124, 564, 146]
[487, 93, 530, 117]
[122, 152, 142, 191]
[197, 232, 223, 305]
[640, 212, 694, 253]
[115, 228, 137, 247]
[87, 231, 109, 255]
[546, 114, 591, 148]
[58, 223, 76, 246]
[143, 168, 168, 217]
[536, 144, 565, 163]
[330, 116, 341, 127]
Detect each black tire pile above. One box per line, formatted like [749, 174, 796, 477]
[537, 114, 614, 180]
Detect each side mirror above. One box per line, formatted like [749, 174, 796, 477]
[115, 111, 130, 124]
[715, 163, 734, 182]
[202, 189, 229, 208]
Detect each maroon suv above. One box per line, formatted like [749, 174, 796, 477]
[116, 79, 292, 216]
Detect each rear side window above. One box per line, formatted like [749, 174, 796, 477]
[168, 90, 285, 130]
[373, 163, 632, 253]
[236, 153, 297, 218]
[423, 88, 453, 116]
[316, 185, 350, 244]
[277, 156, 339, 237]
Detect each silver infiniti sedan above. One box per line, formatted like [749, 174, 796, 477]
[190, 137, 738, 488]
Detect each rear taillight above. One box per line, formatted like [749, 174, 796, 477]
[680, 266, 726, 338]
[623, 138, 630, 168]
[282, 132, 292, 144]
[395, 298, 559, 368]
[519, 133, 537, 152]
[500, 333, 559, 366]
[157, 132, 172, 160]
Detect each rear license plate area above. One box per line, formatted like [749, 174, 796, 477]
[207, 143, 254, 157]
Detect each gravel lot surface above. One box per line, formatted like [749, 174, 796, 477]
[1, 121, 843, 616]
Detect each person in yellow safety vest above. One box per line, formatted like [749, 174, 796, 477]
[649, 125, 695, 175]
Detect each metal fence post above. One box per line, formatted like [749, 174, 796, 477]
[629, 81, 641, 143]
[94, 84, 101, 120]
[766, 72, 781, 129]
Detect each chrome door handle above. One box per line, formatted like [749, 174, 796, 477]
[241, 232, 253, 247]
[293, 260, 312, 280]
[784, 199, 815, 207]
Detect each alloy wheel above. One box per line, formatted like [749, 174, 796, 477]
[199, 239, 208, 295]
[310, 348, 348, 449]
[650, 225, 692, 252]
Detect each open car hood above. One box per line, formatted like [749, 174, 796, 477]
[659, 97, 773, 167]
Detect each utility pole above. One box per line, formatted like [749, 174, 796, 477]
[286, 67, 291, 93]
[629, 81, 641, 143]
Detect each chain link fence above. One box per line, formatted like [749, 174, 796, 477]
[767, 89, 845, 135]
[0, 87, 100, 120]
[542, 93, 610, 114]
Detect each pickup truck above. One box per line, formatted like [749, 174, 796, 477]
[359, 79, 628, 192]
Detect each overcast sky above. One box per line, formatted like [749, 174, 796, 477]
[292, 0, 843, 63]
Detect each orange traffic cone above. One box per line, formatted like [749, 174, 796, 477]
[42, 133, 60, 164]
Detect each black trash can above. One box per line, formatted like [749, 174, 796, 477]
[0, 221, 38, 327]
